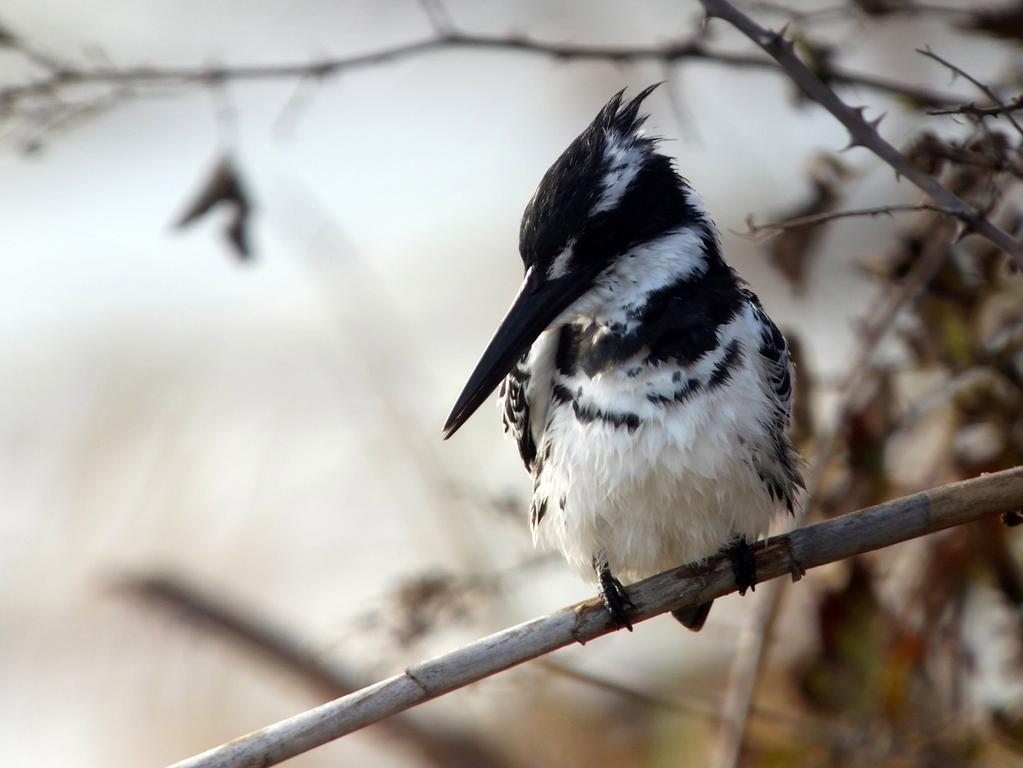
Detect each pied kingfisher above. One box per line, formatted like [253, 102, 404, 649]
[443, 85, 802, 631]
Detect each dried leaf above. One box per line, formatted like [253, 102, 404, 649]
[0, 21, 16, 46]
[387, 572, 487, 645]
[851, 0, 911, 16]
[175, 155, 253, 260]
[960, 4, 1023, 42]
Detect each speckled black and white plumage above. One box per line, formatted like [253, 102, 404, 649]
[446, 85, 803, 630]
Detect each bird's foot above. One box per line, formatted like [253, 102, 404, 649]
[726, 538, 757, 596]
[594, 560, 635, 631]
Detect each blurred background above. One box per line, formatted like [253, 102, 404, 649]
[2, 1, 1023, 766]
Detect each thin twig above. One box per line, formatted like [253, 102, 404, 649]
[929, 97, 1023, 120]
[536, 660, 870, 756]
[168, 468, 1023, 768]
[537, 659, 825, 731]
[0, 30, 962, 117]
[746, 0, 974, 23]
[741, 202, 952, 239]
[0, 22, 66, 73]
[917, 47, 1023, 140]
[700, 0, 1023, 270]
[538, 659, 730, 719]
[417, 0, 457, 35]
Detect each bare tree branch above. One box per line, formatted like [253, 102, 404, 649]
[0, 28, 964, 121]
[741, 202, 954, 239]
[417, 0, 456, 36]
[700, 0, 1023, 267]
[167, 468, 1023, 768]
[745, 0, 975, 23]
[0, 21, 66, 73]
[917, 47, 1023, 140]
[536, 659, 835, 735]
[929, 96, 1023, 120]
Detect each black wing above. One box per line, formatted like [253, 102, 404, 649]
[500, 356, 537, 472]
[748, 297, 804, 511]
[754, 303, 794, 422]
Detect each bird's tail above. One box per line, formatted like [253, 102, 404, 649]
[671, 600, 713, 631]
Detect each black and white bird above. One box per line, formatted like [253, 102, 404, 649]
[443, 85, 802, 631]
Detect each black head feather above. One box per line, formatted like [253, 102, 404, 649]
[596, 82, 661, 138]
[518, 84, 670, 276]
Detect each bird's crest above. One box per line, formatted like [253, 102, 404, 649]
[592, 83, 662, 142]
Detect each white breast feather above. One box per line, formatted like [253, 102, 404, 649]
[519, 230, 790, 583]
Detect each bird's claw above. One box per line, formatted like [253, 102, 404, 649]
[596, 562, 635, 631]
[727, 538, 757, 596]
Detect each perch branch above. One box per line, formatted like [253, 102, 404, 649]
[700, 0, 1023, 268]
[125, 571, 837, 749]
[168, 467, 1023, 768]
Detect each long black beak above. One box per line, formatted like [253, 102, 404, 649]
[443, 267, 588, 439]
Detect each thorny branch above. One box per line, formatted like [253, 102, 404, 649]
[930, 96, 1023, 120]
[168, 468, 1023, 768]
[700, 0, 1023, 268]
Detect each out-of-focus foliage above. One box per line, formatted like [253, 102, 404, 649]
[745, 120, 1023, 766]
